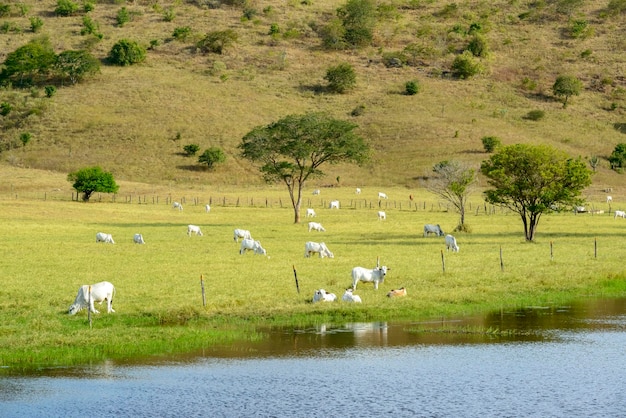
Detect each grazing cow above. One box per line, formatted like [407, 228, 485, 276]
[424, 224, 444, 237]
[205, 204, 211, 213]
[306, 208, 316, 218]
[615, 210, 626, 219]
[351, 265, 389, 290]
[387, 287, 407, 298]
[378, 211, 386, 221]
[607, 196, 613, 203]
[329, 200, 340, 209]
[308, 222, 326, 232]
[68, 281, 115, 315]
[574, 206, 586, 213]
[356, 188, 361, 194]
[96, 232, 114, 244]
[312, 289, 337, 303]
[304, 241, 334, 258]
[313, 189, 321, 195]
[172, 202, 183, 211]
[240, 238, 267, 256]
[342, 288, 362, 303]
[187, 224, 203, 236]
[233, 228, 252, 242]
[378, 192, 388, 199]
[133, 233, 145, 244]
[445, 234, 459, 252]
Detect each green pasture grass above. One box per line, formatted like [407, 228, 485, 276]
[1, 187, 625, 370]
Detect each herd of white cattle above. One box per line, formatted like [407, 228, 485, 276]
[73, 191, 622, 313]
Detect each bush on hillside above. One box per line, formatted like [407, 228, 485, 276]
[55, 0, 78, 16]
[107, 39, 146, 66]
[451, 51, 483, 79]
[183, 144, 200, 156]
[466, 35, 488, 58]
[481, 136, 501, 153]
[197, 30, 238, 54]
[198, 147, 226, 169]
[608, 143, 626, 171]
[404, 80, 420, 95]
[324, 63, 356, 94]
[524, 110, 545, 121]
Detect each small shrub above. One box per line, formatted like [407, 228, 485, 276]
[580, 49, 593, 58]
[198, 147, 226, 169]
[481, 136, 501, 153]
[451, 51, 483, 79]
[84, 1, 95, 12]
[116, 7, 130, 26]
[351, 104, 365, 116]
[44, 85, 56, 98]
[30, 17, 43, 33]
[524, 110, 545, 121]
[55, 0, 78, 16]
[268, 23, 280, 36]
[172, 26, 192, 41]
[521, 77, 537, 91]
[404, 80, 420, 95]
[324, 62, 356, 94]
[381, 51, 405, 68]
[108, 39, 146, 66]
[196, 30, 238, 54]
[81, 15, 100, 36]
[183, 144, 200, 156]
[163, 7, 175, 22]
[466, 35, 488, 58]
[19, 132, 31, 148]
[0, 102, 12, 116]
[0, 4, 10, 17]
[242, 7, 257, 20]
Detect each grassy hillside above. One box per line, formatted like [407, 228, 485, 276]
[0, 0, 625, 196]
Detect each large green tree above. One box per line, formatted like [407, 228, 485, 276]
[239, 112, 370, 223]
[67, 166, 119, 202]
[0, 36, 56, 87]
[425, 160, 477, 232]
[480, 144, 592, 241]
[552, 75, 583, 108]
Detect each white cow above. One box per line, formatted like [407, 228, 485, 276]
[133, 233, 145, 244]
[187, 224, 203, 236]
[424, 224, 444, 237]
[329, 200, 340, 209]
[306, 208, 316, 218]
[313, 189, 321, 195]
[96, 232, 114, 244]
[445, 234, 459, 252]
[378, 211, 386, 220]
[304, 241, 334, 258]
[240, 238, 267, 256]
[68, 281, 116, 315]
[233, 228, 252, 242]
[172, 201, 183, 211]
[312, 289, 337, 303]
[615, 210, 626, 219]
[205, 204, 211, 213]
[378, 192, 388, 199]
[342, 288, 362, 303]
[607, 196, 613, 203]
[356, 188, 361, 194]
[308, 222, 326, 232]
[351, 265, 389, 290]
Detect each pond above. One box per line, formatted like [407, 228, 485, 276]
[2, 298, 626, 417]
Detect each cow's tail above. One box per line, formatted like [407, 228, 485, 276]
[111, 285, 116, 309]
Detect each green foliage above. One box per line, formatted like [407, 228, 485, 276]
[239, 112, 370, 223]
[404, 80, 420, 95]
[183, 143, 200, 156]
[320, 18, 346, 50]
[19, 132, 31, 148]
[0, 4, 10, 17]
[427, 160, 477, 228]
[0, 102, 12, 116]
[521, 77, 537, 91]
[81, 15, 102, 38]
[67, 166, 120, 201]
[268, 23, 280, 36]
[0, 36, 56, 87]
[197, 30, 238, 54]
[568, 19, 592, 39]
[198, 147, 226, 168]
[29, 16, 43, 33]
[552, 75, 583, 108]
[107, 39, 146, 66]
[524, 110, 545, 121]
[56, 50, 100, 84]
[163, 7, 176, 22]
[351, 104, 366, 116]
[466, 35, 488, 57]
[451, 51, 483, 79]
[588, 155, 599, 172]
[381, 51, 405, 68]
[242, 7, 257, 21]
[481, 136, 501, 152]
[556, 0, 584, 17]
[55, 0, 79, 16]
[324, 62, 356, 94]
[480, 144, 592, 241]
[83, 1, 95, 13]
[116, 7, 131, 26]
[172, 26, 192, 41]
[338, 0, 377, 47]
[44, 85, 56, 98]
[608, 143, 626, 171]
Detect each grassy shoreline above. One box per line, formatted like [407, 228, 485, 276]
[1, 187, 625, 372]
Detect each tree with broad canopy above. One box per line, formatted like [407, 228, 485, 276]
[67, 166, 119, 202]
[239, 112, 370, 223]
[480, 144, 592, 241]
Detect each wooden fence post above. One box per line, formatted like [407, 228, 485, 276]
[292, 265, 300, 294]
[200, 275, 206, 307]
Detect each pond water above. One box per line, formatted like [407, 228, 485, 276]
[2, 298, 626, 417]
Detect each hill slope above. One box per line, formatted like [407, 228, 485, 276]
[0, 0, 625, 195]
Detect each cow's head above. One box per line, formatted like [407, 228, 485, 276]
[68, 303, 82, 315]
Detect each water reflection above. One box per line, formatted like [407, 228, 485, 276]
[2, 298, 626, 418]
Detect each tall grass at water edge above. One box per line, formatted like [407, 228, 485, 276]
[1, 188, 625, 370]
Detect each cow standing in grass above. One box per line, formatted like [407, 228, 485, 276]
[68, 281, 116, 315]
